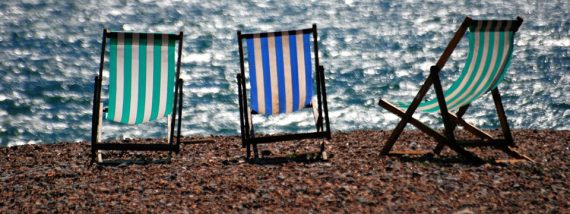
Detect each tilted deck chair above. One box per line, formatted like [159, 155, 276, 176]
[236, 24, 331, 160]
[91, 30, 184, 163]
[378, 17, 532, 163]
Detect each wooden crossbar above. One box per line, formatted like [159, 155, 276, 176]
[378, 99, 447, 143]
[448, 113, 494, 140]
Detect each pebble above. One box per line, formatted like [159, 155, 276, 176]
[0, 130, 568, 212]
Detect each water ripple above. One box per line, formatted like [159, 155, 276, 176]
[0, 0, 568, 146]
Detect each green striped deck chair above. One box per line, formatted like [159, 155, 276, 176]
[378, 17, 532, 163]
[91, 30, 184, 163]
[236, 24, 331, 161]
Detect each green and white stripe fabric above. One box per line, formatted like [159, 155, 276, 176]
[107, 32, 176, 124]
[400, 20, 516, 113]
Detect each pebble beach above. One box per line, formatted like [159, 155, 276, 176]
[2, 129, 568, 212]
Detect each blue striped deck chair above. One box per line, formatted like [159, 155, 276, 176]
[236, 24, 331, 160]
[91, 30, 184, 163]
[378, 17, 532, 163]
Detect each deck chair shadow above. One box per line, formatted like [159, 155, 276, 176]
[378, 17, 532, 163]
[236, 24, 331, 161]
[91, 30, 184, 164]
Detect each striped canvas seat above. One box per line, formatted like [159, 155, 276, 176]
[236, 24, 331, 160]
[245, 31, 314, 115]
[106, 33, 177, 124]
[400, 20, 516, 113]
[91, 30, 184, 163]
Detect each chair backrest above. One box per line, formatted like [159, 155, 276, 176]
[415, 19, 521, 113]
[239, 27, 318, 115]
[105, 32, 181, 124]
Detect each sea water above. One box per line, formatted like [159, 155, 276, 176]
[0, 0, 568, 146]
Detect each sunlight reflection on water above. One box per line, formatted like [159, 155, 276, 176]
[0, 0, 568, 146]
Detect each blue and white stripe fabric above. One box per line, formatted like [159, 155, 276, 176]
[246, 31, 313, 115]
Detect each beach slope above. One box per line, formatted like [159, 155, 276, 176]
[1, 130, 569, 212]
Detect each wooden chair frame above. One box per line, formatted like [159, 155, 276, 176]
[91, 29, 184, 163]
[378, 17, 532, 163]
[236, 24, 331, 160]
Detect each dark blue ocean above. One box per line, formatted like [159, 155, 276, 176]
[1, 0, 568, 146]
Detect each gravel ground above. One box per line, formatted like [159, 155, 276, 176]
[1, 129, 569, 213]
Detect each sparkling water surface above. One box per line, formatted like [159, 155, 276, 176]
[1, 0, 568, 146]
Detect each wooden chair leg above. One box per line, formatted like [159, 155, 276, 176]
[499, 146, 534, 162]
[311, 97, 324, 132]
[452, 105, 470, 130]
[91, 79, 98, 164]
[96, 103, 103, 163]
[246, 110, 255, 160]
[492, 88, 514, 146]
[380, 75, 435, 155]
[379, 99, 448, 143]
[252, 143, 259, 160]
[432, 67, 484, 163]
[381, 114, 411, 155]
[246, 142, 251, 160]
[237, 74, 247, 148]
[433, 105, 470, 154]
[432, 67, 456, 143]
[448, 113, 495, 140]
[176, 81, 183, 153]
[167, 115, 172, 157]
